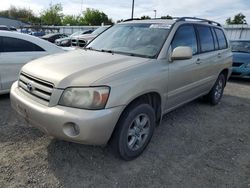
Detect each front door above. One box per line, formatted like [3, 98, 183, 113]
[167, 24, 200, 110]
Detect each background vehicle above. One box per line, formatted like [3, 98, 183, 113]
[0, 25, 10, 31]
[11, 18, 232, 160]
[230, 40, 250, 78]
[0, 31, 65, 94]
[55, 30, 93, 47]
[71, 26, 109, 47]
[9, 26, 17, 31]
[42, 33, 68, 43]
[29, 31, 46, 37]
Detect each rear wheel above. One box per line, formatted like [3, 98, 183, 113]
[111, 103, 155, 161]
[206, 74, 226, 105]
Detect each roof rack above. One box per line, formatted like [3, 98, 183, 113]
[121, 17, 221, 27]
[175, 17, 221, 26]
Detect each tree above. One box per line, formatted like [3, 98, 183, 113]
[40, 3, 63, 26]
[62, 15, 80, 26]
[161, 15, 173, 19]
[141, 15, 151, 20]
[0, 5, 40, 24]
[226, 13, 247, 24]
[80, 8, 113, 26]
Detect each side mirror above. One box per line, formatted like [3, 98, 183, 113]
[171, 46, 193, 60]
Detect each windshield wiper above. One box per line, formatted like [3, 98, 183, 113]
[101, 49, 114, 54]
[84, 47, 101, 52]
[232, 50, 249, 53]
[113, 51, 154, 58]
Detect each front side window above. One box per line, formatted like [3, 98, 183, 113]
[197, 26, 214, 53]
[2, 37, 45, 52]
[171, 25, 198, 55]
[87, 23, 170, 58]
[214, 28, 227, 49]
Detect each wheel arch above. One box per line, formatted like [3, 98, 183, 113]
[108, 91, 162, 143]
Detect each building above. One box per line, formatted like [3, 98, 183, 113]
[224, 25, 250, 40]
[0, 16, 28, 28]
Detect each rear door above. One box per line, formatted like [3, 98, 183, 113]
[190, 25, 218, 94]
[0, 36, 47, 90]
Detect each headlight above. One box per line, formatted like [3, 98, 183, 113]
[59, 87, 110, 110]
[61, 40, 69, 45]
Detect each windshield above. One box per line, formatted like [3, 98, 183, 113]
[87, 23, 170, 58]
[231, 41, 250, 53]
[92, 26, 109, 35]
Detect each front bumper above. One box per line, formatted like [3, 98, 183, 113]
[10, 82, 124, 145]
[231, 63, 250, 78]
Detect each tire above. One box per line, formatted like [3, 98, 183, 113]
[111, 103, 155, 161]
[206, 74, 226, 105]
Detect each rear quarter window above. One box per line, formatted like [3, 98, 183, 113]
[214, 28, 228, 49]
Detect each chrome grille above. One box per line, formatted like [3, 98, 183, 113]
[78, 39, 87, 47]
[18, 73, 54, 102]
[71, 39, 77, 46]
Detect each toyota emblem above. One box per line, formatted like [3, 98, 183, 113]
[27, 82, 33, 92]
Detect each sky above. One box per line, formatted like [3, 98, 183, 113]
[0, 0, 250, 24]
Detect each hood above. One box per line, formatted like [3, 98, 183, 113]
[56, 37, 70, 42]
[72, 34, 97, 41]
[233, 52, 250, 63]
[21, 50, 148, 88]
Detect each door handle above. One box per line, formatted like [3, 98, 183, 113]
[196, 58, 201, 64]
[217, 53, 221, 58]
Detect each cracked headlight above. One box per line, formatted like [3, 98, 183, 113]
[59, 87, 110, 110]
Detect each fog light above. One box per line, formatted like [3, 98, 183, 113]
[63, 123, 80, 137]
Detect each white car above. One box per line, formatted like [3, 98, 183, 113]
[0, 31, 65, 94]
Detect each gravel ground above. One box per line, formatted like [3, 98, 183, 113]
[0, 79, 250, 188]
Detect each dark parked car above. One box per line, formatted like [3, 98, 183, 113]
[0, 25, 9, 31]
[9, 26, 17, 31]
[29, 31, 46, 37]
[55, 30, 93, 47]
[231, 40, 250, 78]
[42, 33, 68, 43]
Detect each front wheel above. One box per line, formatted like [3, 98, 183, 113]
[206, 74, 226, 105]
[111, 103, 155, 161]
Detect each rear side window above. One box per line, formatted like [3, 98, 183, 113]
[2, 37, 45, 52]
[171, 25, 197, 54]
[214, 28, 227, 49]
[196, 26, 214, 52]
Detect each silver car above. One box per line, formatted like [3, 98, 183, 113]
[0, 31, 64, 94]
[11, 17, 232, 160]
[71, 26, 110, 48]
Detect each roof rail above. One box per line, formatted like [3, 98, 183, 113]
[121, 17, 221, 27]
[175, 17, 221, 26]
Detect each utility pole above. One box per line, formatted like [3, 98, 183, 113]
[131, 0, 135, 19]
[81, 0, 84, 13]
[154, 10, 157, 19]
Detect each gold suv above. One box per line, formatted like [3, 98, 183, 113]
[11, 17, 232, 160]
